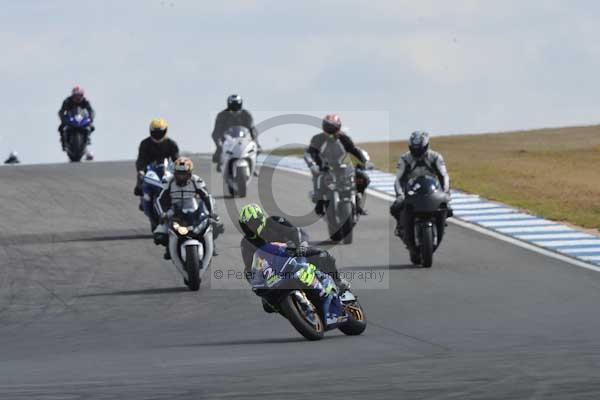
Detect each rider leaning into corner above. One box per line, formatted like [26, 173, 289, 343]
[211, 94, 261, 172]
[237, 204, 350, 310]
[390, 131, 451, 238]
[154, 157, 224, 260]
[304, 114, 373, 216]
[134, 118, 180, 205]
[58, 85, 95, 156]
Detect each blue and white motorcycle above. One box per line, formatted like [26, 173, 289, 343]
[142, 159, 173, 231]
[250, 243, 367, 341]
[63, 107, 93, 162]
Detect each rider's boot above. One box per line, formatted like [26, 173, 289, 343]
[262, 298, 276, 313]
[356, 193, 368, 215]
[315, 200, 325, 216]
[336, 277, 351, 294]
[394, 222, 404, 239]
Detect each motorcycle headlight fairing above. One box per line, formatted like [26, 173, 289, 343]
[172, 222, 189, 236]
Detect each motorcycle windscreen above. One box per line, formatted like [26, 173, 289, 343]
[67, 107, 90, 126]
[224, 125, 250, 139]
[172, 197, 208, 222]
[146, 160, 167, 178]
[171, 195, 208, 215]
[406, 174, 440, 195]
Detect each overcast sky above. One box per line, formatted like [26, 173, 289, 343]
[2, 1, 600, 163]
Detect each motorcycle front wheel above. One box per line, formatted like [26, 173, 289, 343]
[235, 166, 248, 198]
[67, 131, 86, 162]
[328, 201, 353, 244]
[421, 225, 434, 268]
[339, 299, 367, 336]
[279, 291, 324, 341]
[185, 245, 201, 291]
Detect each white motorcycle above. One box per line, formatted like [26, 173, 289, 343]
[166, 198, 214, 291]
[219, 126, 258, 197]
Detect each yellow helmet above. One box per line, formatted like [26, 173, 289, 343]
[239, 203, 267, 238]
[174, 157, 193, 186]
[149, 118, 168, 142]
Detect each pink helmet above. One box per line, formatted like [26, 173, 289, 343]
[71, 85, 85, 102]
[322, 114, 342, 135]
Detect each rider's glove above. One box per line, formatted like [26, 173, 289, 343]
[286, 240, 309, 257]
[285, 240, 298, 256]
[309, 164, 320, 176]
[160, 209, 174, 221]
[297, 241, 310, 257]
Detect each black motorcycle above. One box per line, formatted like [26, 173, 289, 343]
[401, 175, 452, 268]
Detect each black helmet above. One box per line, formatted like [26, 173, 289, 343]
[227, 94, 243, 112]
[408, 131, 430, 158]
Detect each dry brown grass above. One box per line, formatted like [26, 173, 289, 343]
[359, 125, 600, 230]
[274, 125, 600, 230]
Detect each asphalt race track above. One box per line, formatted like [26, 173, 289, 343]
[1, 158, 600, 399]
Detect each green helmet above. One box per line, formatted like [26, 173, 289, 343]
[239, 204, 267, 238]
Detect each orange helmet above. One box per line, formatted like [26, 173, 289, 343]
[173, 157, 193, 186]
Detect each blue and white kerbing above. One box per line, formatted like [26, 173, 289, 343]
[257, 154, 600, 268]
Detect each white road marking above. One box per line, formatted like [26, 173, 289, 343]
[454, 208, 516, 215]
[580, 255, 600, 261]
[532, 239, 600, 247]
[480, 219, 553, 228]
[463, 213, 534, 221]
[452, 203, 503, 210]
[449, 193, 480, 199]
[449, 197, 484, 204]
[496, 225, 566, 234]
[516, 233, 593, 240]
[558, 247, 600, 254]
